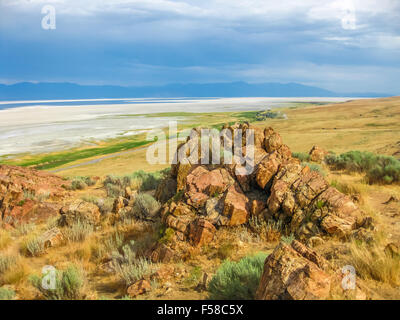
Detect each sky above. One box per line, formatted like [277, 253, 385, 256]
[0, 0, 399, 93]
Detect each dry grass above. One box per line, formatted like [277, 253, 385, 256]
[345, 240, 400, 286]
[0, 230, 12, 250]
[1, 259, 32, 286]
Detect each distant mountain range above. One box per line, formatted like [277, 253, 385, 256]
[0, 82, 393, 100]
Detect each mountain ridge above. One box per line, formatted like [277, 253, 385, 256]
[0, 81, 392, 100]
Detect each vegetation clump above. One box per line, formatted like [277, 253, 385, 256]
[208, 252, 268, 300]
[111, 241, 157, 286]
[31, 265, 85, 300]
[326, 151, 400, 184]
[255, 109, 287, 121]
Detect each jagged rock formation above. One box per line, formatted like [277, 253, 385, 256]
[155, 124, 372, 253]
[0, 165, 69, 226]
[256, 240, 331, 300]
[256, 240, 367, 300]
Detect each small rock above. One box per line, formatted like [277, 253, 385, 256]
[127, 279, 151, 298]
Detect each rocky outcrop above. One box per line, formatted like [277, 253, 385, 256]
[0, 165, 68, 226]
[256, 240, 368, 300]
[150, 123, 368, 255]
[256, 240, 331, 300]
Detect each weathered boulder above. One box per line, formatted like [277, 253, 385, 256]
[256, 241, 331, 300]
[40, 227, 63, 248]
[185, 167, 234, 208]
[223, 184, 250, 226]
[0, 165, 68, 225]
[188, 218, 216, 246]
[59, 200, 101, 226]
[127, 279, 151, 298]
[150, 243, 176, 263]
[309, 145, 328, 163]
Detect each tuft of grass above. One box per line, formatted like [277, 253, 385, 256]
[20, 235, 45, 257]
[302, 162, 326, 175]
[111, 241, 158, 286]
[217, 243, 235, 260]
[345, 241, 400, 286]
[0, 287, 15, 300]
[184, 266, 202, 286]
[63, 220, 94, 243]
[104, 170, 163, 195]
[132, 193, 160, 220]
[208, 252, 268, 300]
[292, 152, 310, 162]
[280, 234, 295, 244]
[12, 222, 36, 237]
[0, 230, 12, 250]
[249, 217, 282, 242]
[0, 255, 18, 274]
[30, 265, 85, 300]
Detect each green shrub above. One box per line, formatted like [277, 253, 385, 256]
[292, 152, 310, 162]
[184, 266, 202, 286]
[31, 265, 84, 300]
[302, 162, 326, 175]
[63, 220, 93, 242]
[208, 252, 268, 300]
[280, 234, 295, 244]
[255, 110, 287, 121]
[0, 287, 15, 300]
[104, 232, 125, 253]
[132, 193, 160, 220]
[0, 255, 17, 273]
[131, 170, 162, 191]
[21, 236, 45, 257]
[111, 241, 157, 286]
[12, 222, 36, 237]
[105, 184, 124, 197]
[326, 151, 400, 184]
[69, 176, 95, 190]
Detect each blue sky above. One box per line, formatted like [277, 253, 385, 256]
[0, 0, 399, 93]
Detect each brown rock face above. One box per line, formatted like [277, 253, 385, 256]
[267, 162, 361, 239]
[157, 123, 367, 247]
[59, 200, 101, 226]
[40, 227, 63, 248]
[150, 243, 176, 263]
[127, 279, 151, 298]
[0, 165, 68, 225]
[223, 185, 250, 226]
[188, 218, 216, 246]
[256, 241, 331, 300]
[185, 167, 234, 208]
[309, 145, 328, 163]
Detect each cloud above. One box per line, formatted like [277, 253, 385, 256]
[0, 0, 399, 93]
